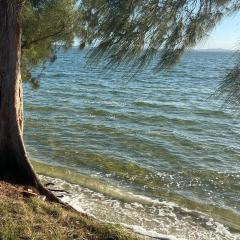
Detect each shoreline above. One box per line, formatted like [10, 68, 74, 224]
[1, 168, 239, 240]
[40, 174, 240, 240]
[32, 160, 240, 235]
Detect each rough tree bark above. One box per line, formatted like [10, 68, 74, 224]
[0, 0, 62, 203]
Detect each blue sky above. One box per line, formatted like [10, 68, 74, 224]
[196, 13, 240, 49]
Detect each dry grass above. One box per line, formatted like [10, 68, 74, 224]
[0, 181, 139, 240]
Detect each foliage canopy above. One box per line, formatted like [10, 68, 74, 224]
[22, 0, 240, 102]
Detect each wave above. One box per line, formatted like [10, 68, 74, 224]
[133, 100, 161, 108]
[32, 160, 240, 234]
[38, 173, 240, 240]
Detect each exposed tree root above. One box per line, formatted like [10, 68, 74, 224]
[36, 181, 77, 212]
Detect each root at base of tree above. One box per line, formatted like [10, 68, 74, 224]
[36, 182, 77, 212]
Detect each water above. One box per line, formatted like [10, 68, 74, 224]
[24, 49, 240, 239]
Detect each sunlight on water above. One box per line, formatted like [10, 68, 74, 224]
[25, 50, 240, 238]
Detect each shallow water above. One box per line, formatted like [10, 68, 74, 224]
[24, 49, 240, 239]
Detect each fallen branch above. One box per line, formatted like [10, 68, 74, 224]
[47, 188, 70, 194]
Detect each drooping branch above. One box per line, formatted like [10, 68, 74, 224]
[21, 25, 65, 49]
[79, 0, 239, 72]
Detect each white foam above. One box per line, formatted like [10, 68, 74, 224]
[40, 175, 240, 240]
[214, 222, 238, 239]
[122, 224, 183, 240]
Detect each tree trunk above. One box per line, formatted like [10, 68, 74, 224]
[0, 0, 36, 184]
[0, 0, 64, 204]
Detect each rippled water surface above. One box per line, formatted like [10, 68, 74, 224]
[24, 49, 240, 239]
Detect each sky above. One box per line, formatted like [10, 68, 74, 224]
[196, 13, 240, 50]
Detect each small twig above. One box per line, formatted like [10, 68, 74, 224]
[45, 182, 55, 187]
[48, 188, 70, 194]
[56, 195, 64, 198]
[22, 190, 38, 198]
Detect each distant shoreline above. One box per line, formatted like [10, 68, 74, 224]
[63, 45, 235, 52]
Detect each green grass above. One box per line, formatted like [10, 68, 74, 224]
[0, 193, 139, 240]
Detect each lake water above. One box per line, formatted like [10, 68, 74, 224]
[24, 49, 240, 240]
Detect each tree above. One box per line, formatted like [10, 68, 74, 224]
[0, 0, 239, 200]
[0, 0, 78, 201]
